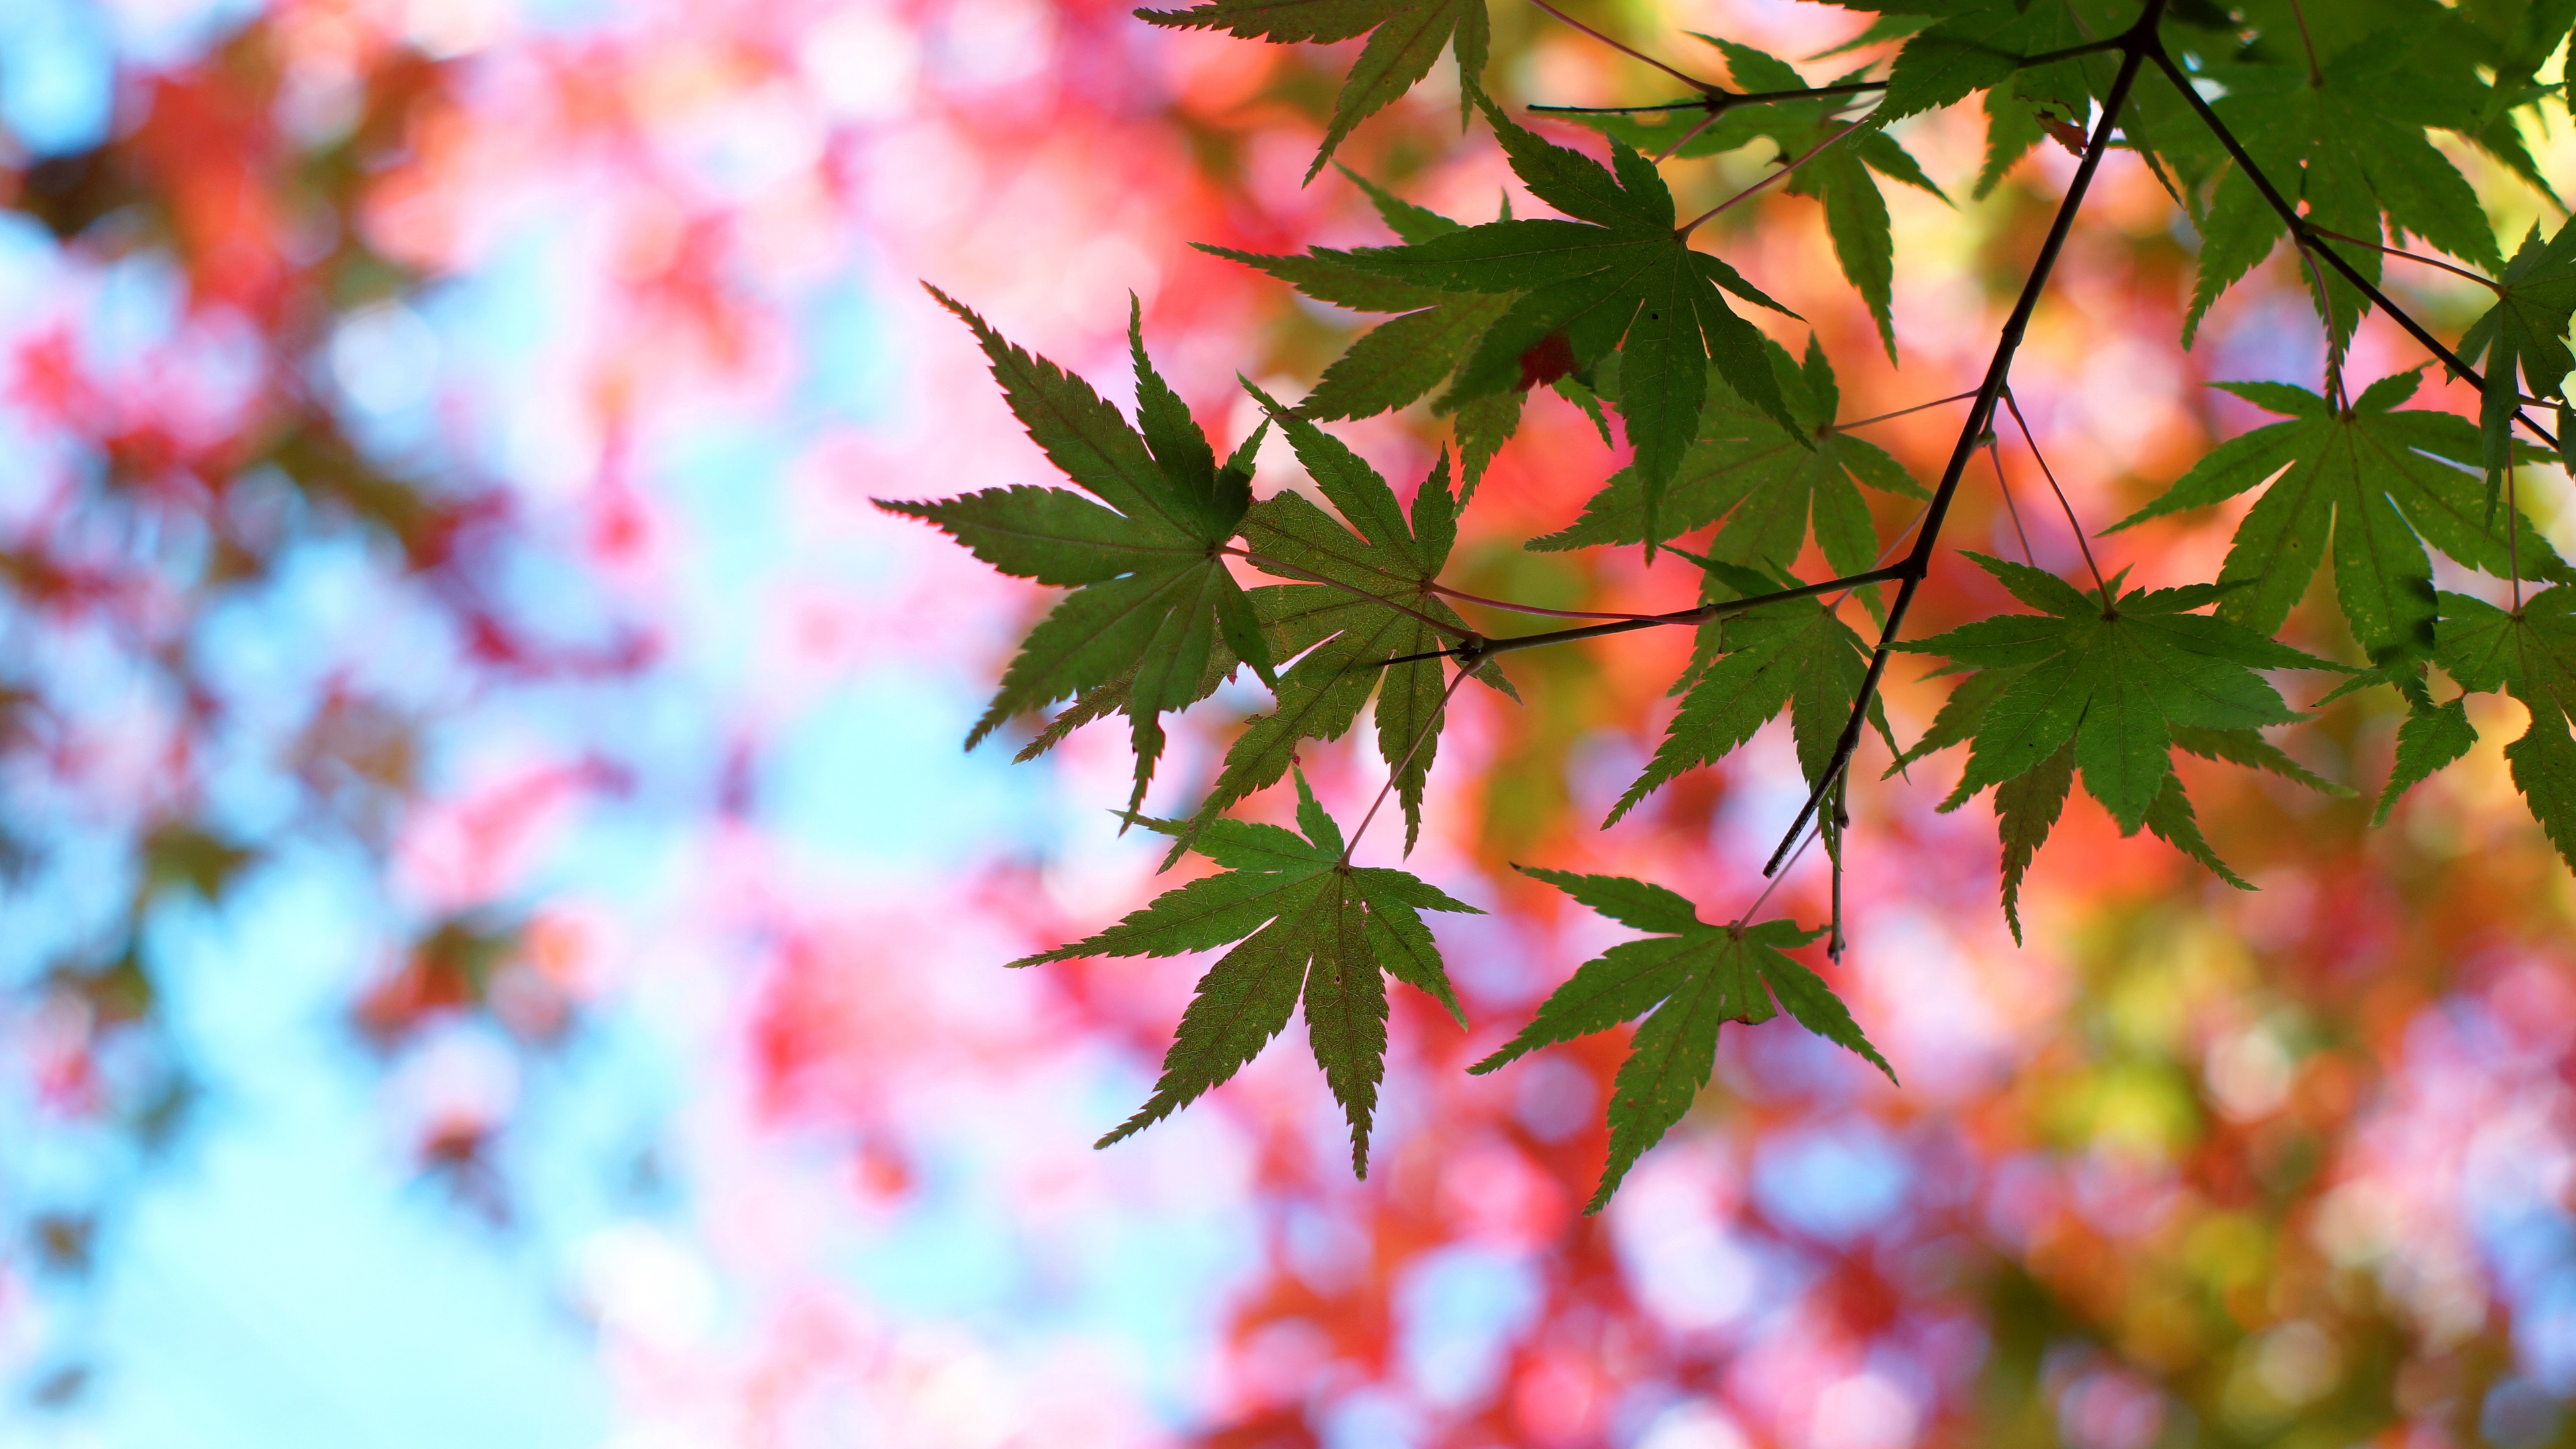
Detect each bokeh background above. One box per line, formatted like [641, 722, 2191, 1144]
[3, 0, 2575, 1445]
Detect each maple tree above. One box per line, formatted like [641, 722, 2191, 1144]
[17, 1, 2576, 1444]
[886, 0, 2576, 1212]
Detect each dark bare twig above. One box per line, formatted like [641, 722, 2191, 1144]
[1375, 564, 1913, 668]
[2150, 46, 2563, 454]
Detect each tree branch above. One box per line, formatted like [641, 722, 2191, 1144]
[2149, 45, 2563, 453]
[1374, 564, 1915, 669]
[1764, 0, 2170, 875]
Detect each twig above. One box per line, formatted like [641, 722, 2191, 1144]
[1374, 564, 1913, 667]
[1342, 662, 1474, 864]
[1766, 0, 2169, 875]
[2151, 46, 2563, 454]
[1529, 97, 1717, 115]
[1530, 82, 1887, 117]
[2000, 385, 2110, 600]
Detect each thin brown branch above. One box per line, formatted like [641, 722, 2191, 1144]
[1373, 564, 1914, 668]
[1766, 0, 2168, 875]
[2151, 46, 2563, 454]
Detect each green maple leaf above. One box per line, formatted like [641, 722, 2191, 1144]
[1197, 172, 1519, 490]
[1343, 97, 1801, 549]
[1563, 40, 1946, 355]
[1016, 771, 1479, 1175]
[2184, 43, 2506, 347]
[1606, 559, 1896, 826]
[1136, 0, 1489, 180]
[879, 290, 1279, 812]
[2374, 695, 2477, 825]
[1175, 396, 1512, 861]
[1890, 657, 2348, 937]
[1866, 0, 2132, 138]
[1891, 554, 2345, 869]
[2107, 372, 2569, 667]
[2433, 586, 2576, 870]
[1470, 867, 1891, 1211]
[2461, 215, 2576, 480]
[1528, 339, 1922, 578]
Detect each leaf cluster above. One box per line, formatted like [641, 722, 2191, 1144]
[891, 0, 2576, 1210]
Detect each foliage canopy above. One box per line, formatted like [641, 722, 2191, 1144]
[883, 0, 2576, 1210]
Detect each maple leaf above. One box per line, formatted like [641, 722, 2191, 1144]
[2433, 586, 2576, 870]
[1528, 339, 1923, 578]
[1342, 97, 1801, 549]
[1470, 867, 1891, 1211]
[2460, 215, 2576, 479]
[1563, 40, 1946, 354]
[1016, 771, 1478, 1175]
[878, 290, 1277, 812]
[1175, 399, 1511, 860]
[1890, 555, 2346, 904]
[1605, 559, 1895, 826]
[1889, 659, 2348, 938]
[1136, 0, 1489, 180]
[2108, 371, 2569, 667]
[1196, 172, 1519, 493]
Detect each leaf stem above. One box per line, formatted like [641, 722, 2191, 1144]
[1988, 438, 2039, 566]
[2000, 385, 2110, 601]
[1740, 818, 1818, 925]
[2295, 246, 2349, 410]
[2150, 46, 2563, 453]
[1652, 107, 1726, 164]
[2304, 225, 2502, 294]
[1519, 0, 1718, 95]
[1680, 121, 1858, 235]
[2511, 458, 2524, 613]
[1766, 0, 2169, 876]
[2286, 0, 2324, 87]
[1222, 545, 1477, 641]
[1829, 389, 1981, 433]
[1375, 564, 1913, 667]
[1342, 663, 1474, 865]
[1424, 580, 1668, 622]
